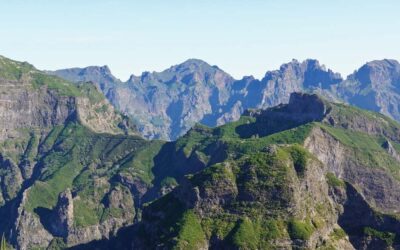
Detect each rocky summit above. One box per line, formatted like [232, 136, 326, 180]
[2, 56, 400, 250]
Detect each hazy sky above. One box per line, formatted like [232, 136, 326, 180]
[1, 0, 399, 80]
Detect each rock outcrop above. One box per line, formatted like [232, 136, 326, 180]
[50, 189, 74, 238]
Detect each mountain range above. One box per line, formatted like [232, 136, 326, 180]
[51, 58, 400, 141]
[1, 55, 400, 249]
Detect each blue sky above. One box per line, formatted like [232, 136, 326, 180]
[0, 0, 399, 80]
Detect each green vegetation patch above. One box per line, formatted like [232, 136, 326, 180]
[364, 227, 396, 245]
[215, 116, 257, 138]
[232, 217, 261, 249]
[24, 121, 149, 227]
[330, 227, 347, 241]
[31, 73, 82, 97]
[288, 219, 315, 241]
[0, 56, 34, 80]
[286, 145, 309, 176]
[201, 214, 237, 240]
[121, 140, 164, 184]
[326, 172, 345, 187]
[174, 211, 207, 249]
[73, 199, 103, 227]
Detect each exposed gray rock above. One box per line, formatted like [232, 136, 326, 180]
[0, 154, 23, 201]
[305, 127, 400, 214]
[14, 189, 53, 250]
[50, 189, 74, 238]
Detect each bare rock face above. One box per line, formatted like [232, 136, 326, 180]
[50, 189, 74, 238]
[66, 186, 135, 247]
[66, 217, 130, 247]
[382, 140, 400, 162]
[287, 92, 328, 119]
[76, 97, 134, 135]
[0, 154, 23, 202]
[239, 93, 329, 138]
[106, 186, 135, 221]
[15, 211, 53, 250]
[0, 84, 76, 141]
[305, 127, 400, 214]
[14, 189, 53, 250]
[258, 59, 342, 108]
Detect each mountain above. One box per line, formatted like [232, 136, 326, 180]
[49, 65, 121, 94]
[334, 59, 400, 120]
[0, 55, 149, 249]
[4, 55, 400, 249]
[51, 59, 343, 140]
[71, 92, 400, 250]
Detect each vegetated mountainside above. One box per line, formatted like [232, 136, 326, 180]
[0, 55, 154, 249]
[51, 59, 343, 140]
[72, 93, 400, 250]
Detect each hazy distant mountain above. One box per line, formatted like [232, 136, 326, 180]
[51, 58, 346, 140]
[334, 59, 400, 120]
[49, 65, 120, 93]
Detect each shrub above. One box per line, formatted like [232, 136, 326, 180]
[287, 145, 308, 176]
[232, 217, 260, 249]
[364, 227, 395, 246]
[288, 219, 315, 241]
[326, 173, 345, 187]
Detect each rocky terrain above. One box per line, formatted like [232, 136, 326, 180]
[2, 55, 400, 249]
[52, 58, 400, 141]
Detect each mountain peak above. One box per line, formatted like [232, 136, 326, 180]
[169, 58, 215, 73]
[264, 59, 342, 89]
[351, 59, 400, 86]
[181, 58, 209, 66]
[0, 55, 36, 81]
[49, 65, 120, 92]
[365, 59, 399, 68]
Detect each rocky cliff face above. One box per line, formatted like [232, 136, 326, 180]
[0, 56, 146, 249]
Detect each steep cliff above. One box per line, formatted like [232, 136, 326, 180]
[0, 56, 151, 249]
